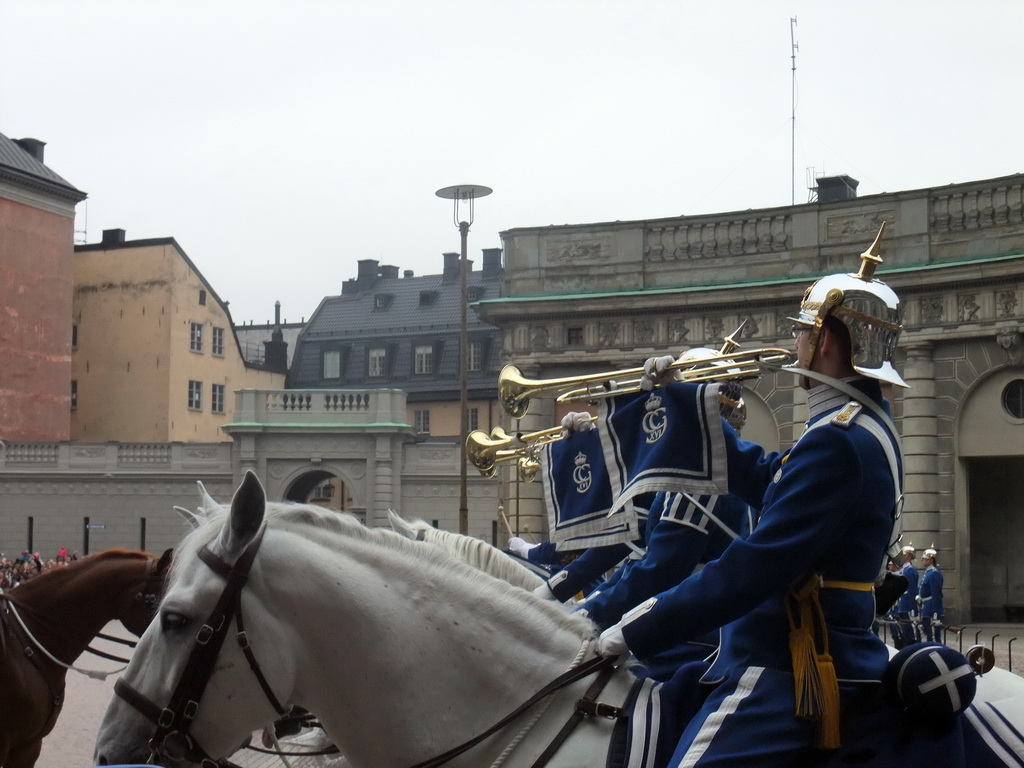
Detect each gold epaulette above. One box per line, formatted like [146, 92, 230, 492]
[830, 402, 862, 429]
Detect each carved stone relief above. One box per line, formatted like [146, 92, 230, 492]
[634, 320, 655, 346]
[997, 330, 1024, 365]
[705, 317, 724, 343]
[530, 326, 550, 350]
[668, 318, 690, 345]
[998, 291, 1018, 319]
[959, 295, 981, 322]
[921, 297, 943, 324]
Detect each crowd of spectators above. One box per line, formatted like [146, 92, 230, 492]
[0, 546, 76, 589]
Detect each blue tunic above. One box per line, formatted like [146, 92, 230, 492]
[580, 492, 754, 631]
[896, 561, 919, 613]
[919, 565, 944, 619]
[622, 378, 900, 685]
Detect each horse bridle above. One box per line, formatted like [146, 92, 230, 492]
[112, 528, 621, 768]
[114, 528, 289, 767]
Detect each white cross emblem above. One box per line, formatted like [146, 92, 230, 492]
[917, 650, 973, 711]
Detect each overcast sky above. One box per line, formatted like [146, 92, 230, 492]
[2, 1, 1021, 325]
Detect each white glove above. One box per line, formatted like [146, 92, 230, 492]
[508, 537, 537, 559]
[560, 411, 596, 435]
[533, 582, 559, 601]
[640, 355, 678, 392]
[597, 622, 629, 657]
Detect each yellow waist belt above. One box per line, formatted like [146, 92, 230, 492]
[786, 576, 872, 750]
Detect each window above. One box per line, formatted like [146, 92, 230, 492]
[468, 286, 484, 301]
[188, 380, 203, 410]
[199, 289, 207, 306]
[311, 480, 335, 501]
[211, 383, 226, 414]
[414, 409, 430, 434]
[468, 407, 479, 432]
[414, 344, 433, 375]
[467, 340, 483, 372]
[323, 350, 342, 379]
[374, 294, 393, 309]
[567, 327, 584, 346]
[72, 324, 78, 348]
[70, 380, 78, 410]
[212, 327, 225, 356]
[190, 322, 204, 352]
[1003, 380, 1024, 420]
[369, 347, 387, 377]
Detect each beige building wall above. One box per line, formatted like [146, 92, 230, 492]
[72, 235, 284, 443]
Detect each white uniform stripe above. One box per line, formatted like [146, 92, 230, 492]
[964, 703, 1024, 766]
[679, 666, 765, 768]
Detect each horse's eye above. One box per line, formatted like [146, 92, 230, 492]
[160, 611, 189, 632]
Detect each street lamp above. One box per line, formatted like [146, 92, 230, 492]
[435, 184, 492, 535]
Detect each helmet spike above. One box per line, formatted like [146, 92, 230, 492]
[854, 221, 887, 281]
[719, 321, 746, 355]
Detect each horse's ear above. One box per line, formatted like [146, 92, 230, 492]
[196, 480, 220, 517]
[174, 505, 202, 529]
[157, 548, 174, 576]
[219, 470, 265, 558]
[388, 509, 416, 540]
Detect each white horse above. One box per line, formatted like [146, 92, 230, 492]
[94, 471, 630, 768]
[94, 472, 1024, 768]
[386, 509, 547, 590]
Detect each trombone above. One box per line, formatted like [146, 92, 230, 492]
[498, 346, 792, 419]
[466, 421, 596, 476]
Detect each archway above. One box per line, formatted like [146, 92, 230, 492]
[959, 368, 1024, 622]
[284, 470, 360, 523]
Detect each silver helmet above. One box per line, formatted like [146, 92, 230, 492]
[789, 223, 907, 388]
[678, 346, 747, 430]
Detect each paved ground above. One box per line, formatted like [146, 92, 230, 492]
[37, 622, 1024, 768]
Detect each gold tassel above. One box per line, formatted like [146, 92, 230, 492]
[815, 651, 842, 749]
[787, 575, 842, 749]
[790, 624, 823, 719]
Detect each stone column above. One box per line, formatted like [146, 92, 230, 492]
[900, 343, 941, 542]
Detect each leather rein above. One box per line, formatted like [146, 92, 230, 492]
[113, 526, 622, 768]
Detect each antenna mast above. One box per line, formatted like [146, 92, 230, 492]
[790, 16, 799, 206]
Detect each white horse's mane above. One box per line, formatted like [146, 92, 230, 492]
[387, 510, 544, 590]
[173, 497, 591, 638]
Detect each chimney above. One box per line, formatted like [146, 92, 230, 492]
[442, 252, 460, 283]
[379, 264, 399, 280]
[263, 301, 289, 374]
[101, 228, 127, 245]
[356, 259, 379, 282]
[403, 269, 415, 278]
[14, 137, 45, 162]
[482, 247, 502, 279]
[815, 175, 859, 204]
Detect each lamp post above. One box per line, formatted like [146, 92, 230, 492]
[435, 184, 492, 535]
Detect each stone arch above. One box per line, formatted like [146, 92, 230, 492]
[277, 461, 368, 523]
[957, 364, 1024, 621]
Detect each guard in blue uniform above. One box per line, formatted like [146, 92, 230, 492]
[598, 226, 908, 767]
[918, 546, 945, 643]
[579, 490, 754, 678]
[892, 543, 920, 648]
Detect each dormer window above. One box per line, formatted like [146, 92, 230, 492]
[419, 290, 438, 307]
[374, 294, 394, 310]
[468, 286, 484, 302]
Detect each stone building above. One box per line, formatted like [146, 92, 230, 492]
[0, 133, 86, 442]
[479, 173, 1024, 624]
[72, 229, 286, 442]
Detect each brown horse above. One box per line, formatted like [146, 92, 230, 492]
[0, 548, 171, 768]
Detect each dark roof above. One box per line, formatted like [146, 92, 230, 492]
[0, 132, 86, 203]
[288, 268, 503, 396]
